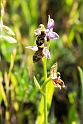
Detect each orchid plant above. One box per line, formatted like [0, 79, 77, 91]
[26, 15, 65, 124]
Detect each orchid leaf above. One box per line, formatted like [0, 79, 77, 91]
[34, 76, 41, 89]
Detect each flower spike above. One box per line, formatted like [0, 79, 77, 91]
[25, 15, 59, 63]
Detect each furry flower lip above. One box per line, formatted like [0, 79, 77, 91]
[25, 46, 51, 63]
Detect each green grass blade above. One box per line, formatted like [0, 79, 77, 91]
[78, 67, 83, 116]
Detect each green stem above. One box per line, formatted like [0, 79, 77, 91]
[42, 58, 47, 124]
[42, 77, 51, 89]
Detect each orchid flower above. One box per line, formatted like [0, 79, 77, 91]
[25, 46, 51, 63]
[50, 63, 65, 90]
[34, 15, 59, 41]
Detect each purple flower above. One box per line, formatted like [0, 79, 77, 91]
[34, 15, 59, 41]
[46, 15, 59, 40]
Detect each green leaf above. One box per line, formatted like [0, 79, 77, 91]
[10, 72, 17, 88]
[0, 81, 8, 106]
[67, 104, 80, 124]
[78, 67, 83, 115]
[1, 42, 17, 62]
[34, 76, 41, 89]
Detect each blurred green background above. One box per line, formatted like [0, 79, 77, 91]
[0, 0, 83, 124]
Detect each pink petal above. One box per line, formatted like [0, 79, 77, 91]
[43, 47, 51, 59]
[47, 15, 54, 29]
[25, 46, 38, 51]
[49, 31, 59, 39]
